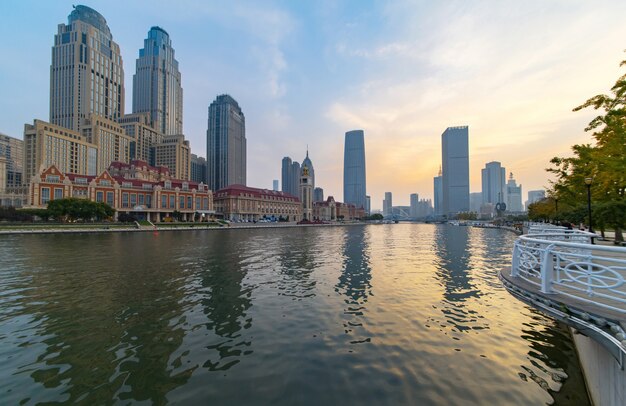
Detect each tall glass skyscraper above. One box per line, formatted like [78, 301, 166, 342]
[281, 156, 293, 194]
[132, 27, 183, 135]
[50, 5, 124, 131]
[433, 167, 443, 216]
[343, 130, 367, 209]
[206, 95, 246, 191]
[441, 126, 469, 216]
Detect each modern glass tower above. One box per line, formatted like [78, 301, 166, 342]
[281, 156, 292, 194]
[433, 167, 443, 216]
[481, 161, 506, 206]
[132, 26, 183, 135]
[343, 130, 367, 209]
[206, 95, 246, 191]
[441, 126, 469, 216]
[50, 5, 124, 131]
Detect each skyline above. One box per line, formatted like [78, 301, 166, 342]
[1, 1, 626, 208]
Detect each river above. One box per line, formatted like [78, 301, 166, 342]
[0, 224, 589, 404]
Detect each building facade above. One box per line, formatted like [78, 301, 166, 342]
[206, 94, 246, 191]
[28, 161, 213, 222]
[300, 155, 314, 221]
[365, 195, 371, 215]
[119, 113, 163, 163]
[383, 192, 393, 216]
[343, 129, 367, 210]
[50, 5, 124, 132]
[433, 167, 443, 216]
[290, 161, 301, 197]
[526, 190, 546, 210]
[81, 114, 132, 174]
[506, 172, 523, 212]
[272, 180, 279, 191]
[410, 193, 419, 218]
[313, 187, 324, 202]
[152, 135, 191, 181]
[213, 184, 300, 222]
[132, 27, 183, 136]
[191, 154, 207, 184]
[469, 192, 482, 213]
[281, 156, 293, 195]
[481, 161, 506, 207]
[0, 132, 23, 187]
[441, 126, 469, 216]
[313, 196, 365, 221]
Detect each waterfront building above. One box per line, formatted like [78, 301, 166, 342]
[506, 172, 523, 212]
[481, 161, 506, 208]
[410, 193, 419, 218]
[417, 198, 434, 218]
[470, 192, 482, 213]
[50, 5, 124, 132]
[206, 95, 246, 191]
[383, 192, 392, 216]
[313, 187, 324, 203]
[313, 196, 364, 221]
[152, 134, 191, 181]
[526, 189, 546, 210]
[343, 129, 367, 210]
[27, 160, 213, 222]
[132, 27, 183, 136]
[273, 180, 279, 191]
[300, 153, 313, 221]
[365, 195, 371, 215]
[119, 113, 163, 163]
[281, 157, 292, 195]
[433, 167, 443, 216]
[80, 114, 132, 174]
[23, 119, 98, 183]
[191, 154, 207, 184]
[0, 132, 23, 187]
[290, 161, 301, 197]
[441, 126, 469, 216]
[213, 184, 300, 222]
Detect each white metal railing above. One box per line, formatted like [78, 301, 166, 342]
[511, 227, 626, 314]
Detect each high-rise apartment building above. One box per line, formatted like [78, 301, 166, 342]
[119, 113, 163, 163]
[50, 5, 124, 131]
[80, 114, 132, 174]
[0, 133, 23, 187]
[383, 192, 393, 216]
[433, 167, 443, 216]
[343, 130, 367, 209]
[281, 157, 292, 195]
[153, 135, 191, 181]
[481, 161, 506, 206]
[441, 126, 469, 216]
[191, 154, 207, 184]
[132, 27, 183, 135]
[206, 95, 246, 191]
[506, 173, 523, 212]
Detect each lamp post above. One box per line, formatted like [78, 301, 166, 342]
[554, 197, 559, 223]
[585, 177, 593, 234]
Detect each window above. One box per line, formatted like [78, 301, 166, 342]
[46, 175, 60, 183]
[146, 195, 152, 208]
[130, 194, 137, 207]
[54, 188, 63, 200]
[179, 196, 185, 209]
[106, 191, 114, 206]
[100, 179, 111, 186]
[187, 196, 192, 209]
[161, 195, 167, 208]
[203, 198, 208, 210]
[138, 194, 144, 205]
[41, 188, 50, 204]
[122, 182, 132, 188]
[122, 193, 129, 208]
[170, 195, 175, 209]
[196, 197, 201, 210]
[164, 180, 171, 189]
[96, 191, 104, 202]
[75, 177, 88, 184]
[143, 184, 152, 190]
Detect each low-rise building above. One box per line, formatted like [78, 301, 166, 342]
[213, 184, 301, 222]
[27, 160, 213, 222]
[313, 196, 365, 221]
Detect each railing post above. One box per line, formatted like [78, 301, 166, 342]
[540, 244, 555, 294]
[511, 242, 519, 277]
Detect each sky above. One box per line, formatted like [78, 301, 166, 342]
[1, 0, 626, 209]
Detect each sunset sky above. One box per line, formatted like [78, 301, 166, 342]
[1, 0, 626, 208]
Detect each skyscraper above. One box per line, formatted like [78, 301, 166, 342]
[481, 161, 506, 206]
[281, 157, 293, 194]
[410, 193, 419, 218]
[506, 172, 523, 212]
[383, 192, 393, 216]
[433, 167, 443, 216]
[441, 126, 469, 216]
[273, 180, 279, 191]
[206, 94, 246, 191]
[50, 5, 124, 131]
[365, 195, 371, 215]
[302, 150, 315, 189]
[526, 190, 545, 210]
[343, 130, 367, 209]
[290, 161, 300, 196]
[313, 187, 324, 202]
[133, 27, 183, 135]
[0, 133, 23, 187]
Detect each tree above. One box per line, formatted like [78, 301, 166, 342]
[46, 198, 115, 222]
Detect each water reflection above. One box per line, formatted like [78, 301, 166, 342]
[336, 227, 372, 345]
[275, 229, 318, 300]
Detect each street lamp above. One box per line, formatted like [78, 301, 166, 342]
[585, 177, 593, 234]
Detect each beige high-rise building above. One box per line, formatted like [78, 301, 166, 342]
[50, 5, 124, 132]
[0, 132, 24, 187]
[23, 119, 98, 184]
[153, 135, 191, 181]
[80, 114, 132, 174]
[119, 113, 164, 163]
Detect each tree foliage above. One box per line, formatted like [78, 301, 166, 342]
[47, 198, 114, 222]
[547, 56, 626, 240]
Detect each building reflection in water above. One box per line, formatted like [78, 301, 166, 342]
[274, 229, 318, 300]
[335, 227, 373, 345]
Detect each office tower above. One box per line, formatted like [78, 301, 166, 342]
[481, 161, 506, 206]
[80, 114, 132, 174]
[506, 172, 523, 212]
[206, 94, 246, 191]
[273, 180, 279, 191]
[383, 192, 392, 216]
[470, 192, 482, 213]
[365, 195, 371, 215]
[119, 113, 163, 163]
[433, 167, 443, 216]
[50, 5, 124, 131]
[441, 126, 469, 216]
[313, 187, 324, 202]
[410, 193, 419, 218]
[526, 190, 545, 210]
[291, 161, 300, 196]
[24, 119, 98, 182]
[153, 135, 191, 180]
[0, 133, 23, 187]
[343, 130, 367, 209]
[281, 157, 292, 194]
[191, 154, 207, 184]
[133, 27, 183, 135]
